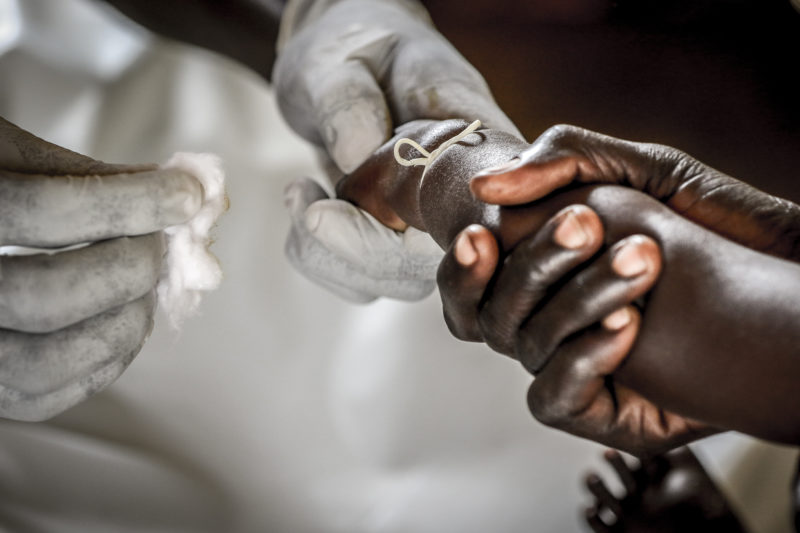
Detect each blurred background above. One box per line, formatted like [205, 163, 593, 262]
[0, 0, 797, 531]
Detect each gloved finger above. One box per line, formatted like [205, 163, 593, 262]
[603, 449, 638, 496]
[305, 60, 392, 174]
[0, 167, 202, 248]
[0, 117, 155, 176]
[384, 40, 521, 138]
[0, 233, 164, 333]
[305, 199, 443, 281]
[284, 176, 332, 223]
[437, 225, 499, 341]
[286, 221, 436, 302]
[477, 205, 604, 355]
[517, 235, 661, 375]
[526, 306, 641, 438]
[586, 473, 623, 518]
[284, 178, 437, 302]
[284, 177, 376, 302]
[0, 290, 156, 422]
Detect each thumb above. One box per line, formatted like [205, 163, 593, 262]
[284, 177, 331, 223]
[309, 60, 392, 174]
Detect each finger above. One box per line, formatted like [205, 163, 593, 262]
[477, 205, 603, 355]
[0, 117, 156, 175]
[517, 235, 661, 375]
[470, 124, 604, 205]
[471, 156, 589, 205]
[585, 505, 613, 533]
[0, 290, 156, 421]
[437, 225, 499, 341]
[0, 234, 164, 333]
[305, 199, 443, 281]
[284, 180, 436, 301]
[586, 473, 623, 517]
[284, 178, 376, 302]
[469, 124, 646, 205]
[603, 449, 638, 496]
[308, 61, 392, 174]
[527, 306, 641, 438]
[0, 167, 202, 248]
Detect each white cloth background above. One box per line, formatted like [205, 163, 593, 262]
[0, 1, 795, 532]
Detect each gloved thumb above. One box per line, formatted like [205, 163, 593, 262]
[309, 60, 392, 174]
[305, 199, 442, 284]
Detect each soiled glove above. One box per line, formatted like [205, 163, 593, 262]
[275, 0, 519, 302]
[284, 177, 442, 302]
[0, 118, 204, 421]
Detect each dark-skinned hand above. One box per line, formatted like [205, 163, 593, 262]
[337, 119, 800, 451]
[583, 448, 747, 533]
[470, 124, 800, 262]
[437, 207, 715, 457]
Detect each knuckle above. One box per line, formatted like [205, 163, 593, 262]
[543, 123, 582, 141]
[477, 309, 515, 355]
[515, 322, 551, 374]
[539, 124, 586, 149]
[527, 385, 567, 428]
[442, 307, 480, 342]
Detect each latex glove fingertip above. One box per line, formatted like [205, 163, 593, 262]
[304, 199, 399, 264]
[284, 177, 330, 214]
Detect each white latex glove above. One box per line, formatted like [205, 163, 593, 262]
[275, 0, 520, 302]
[0, 118, 203, 421]
[284, 177, 443, 302]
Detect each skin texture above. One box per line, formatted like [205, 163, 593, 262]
[583, 448, 747, 533]
[0, 118, 203, 421]
[337, 119, 800, 453]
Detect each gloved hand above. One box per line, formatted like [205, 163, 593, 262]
[274, 0, 520, 302]
[0, 118, 203, 421]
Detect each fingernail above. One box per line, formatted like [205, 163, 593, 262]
[553, 210, 589, 249]
[602, 307, 632, 331]
[473, 156, 521, 177]
[612, 238, 649, 277]
[454, 231, 478, 266]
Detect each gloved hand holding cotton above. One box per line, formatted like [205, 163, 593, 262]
[0, 117, 227, 420]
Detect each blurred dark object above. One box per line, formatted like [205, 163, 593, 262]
[583, 447, 748, 532]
